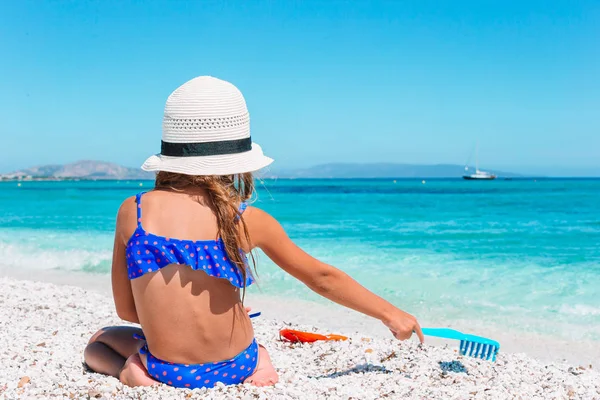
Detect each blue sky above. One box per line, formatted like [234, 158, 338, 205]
[0, 0, 598, 175]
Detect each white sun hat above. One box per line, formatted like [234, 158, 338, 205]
[142, 76, 273, 176]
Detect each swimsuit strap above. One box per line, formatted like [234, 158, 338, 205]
[135, 192, 145, 228]
[133, 333, 148, 355]
[235, 202, 248, 222]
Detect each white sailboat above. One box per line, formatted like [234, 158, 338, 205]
[463, 142, 496, 180]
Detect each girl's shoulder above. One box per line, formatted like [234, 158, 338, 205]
[117, 195, 138, 219]
[118, 191, 152, 217]
[240, 206, 287, 243]
[115, 195, 140, 238]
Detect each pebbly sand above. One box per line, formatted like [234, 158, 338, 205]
[1, 277, 599, 399]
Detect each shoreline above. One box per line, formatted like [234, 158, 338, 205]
[1, 275, 599, 399]
[1, 267, 599, 366]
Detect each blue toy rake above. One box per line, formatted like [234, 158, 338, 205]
[421, 328, 500, 361]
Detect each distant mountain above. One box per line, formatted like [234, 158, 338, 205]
[8, 160, 154, 180]
[5, 161, 522, 180]
[267, 163, 521, 178]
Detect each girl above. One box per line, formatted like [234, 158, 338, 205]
[84, 76, 424, 389]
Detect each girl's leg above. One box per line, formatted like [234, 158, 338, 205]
[84, 326, 157, 386]
[244, 344, 279, 387]
[84, 326, 142, 377]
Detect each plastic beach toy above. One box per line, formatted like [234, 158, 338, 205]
[279, 329, 348, 343]
[421, 328, 500, 361]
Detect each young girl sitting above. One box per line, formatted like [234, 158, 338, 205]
[84, 76, 424, 389]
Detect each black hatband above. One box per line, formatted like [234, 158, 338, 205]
[161, 137, 252, 157]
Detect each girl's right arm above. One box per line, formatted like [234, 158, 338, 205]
[244, 207, 424, 343]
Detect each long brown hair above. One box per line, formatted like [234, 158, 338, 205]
[154, 171, 256, 293]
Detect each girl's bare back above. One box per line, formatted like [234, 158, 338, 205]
[114, 189, 254, 364]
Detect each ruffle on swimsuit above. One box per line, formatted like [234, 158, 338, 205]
[125, 192, 253, 288]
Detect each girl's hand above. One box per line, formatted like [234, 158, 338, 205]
[383, 308, 425, 343]
[245, 306, 252, 314]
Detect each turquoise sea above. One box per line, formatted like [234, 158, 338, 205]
[1, 179, 599, 343]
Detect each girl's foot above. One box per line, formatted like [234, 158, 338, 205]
[119, 353, 159, 387]
[244, 345, 278, 387]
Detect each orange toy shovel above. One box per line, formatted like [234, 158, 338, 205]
[279, 329, 348, 343]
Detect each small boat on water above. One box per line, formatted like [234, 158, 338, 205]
[463, 170, 496, 180]
[462, 141, 497, 180]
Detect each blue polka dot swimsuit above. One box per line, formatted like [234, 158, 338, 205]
[134, 333, 259, 389]
[126, 192, 253, 288]
[125, 192, 258, 389]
